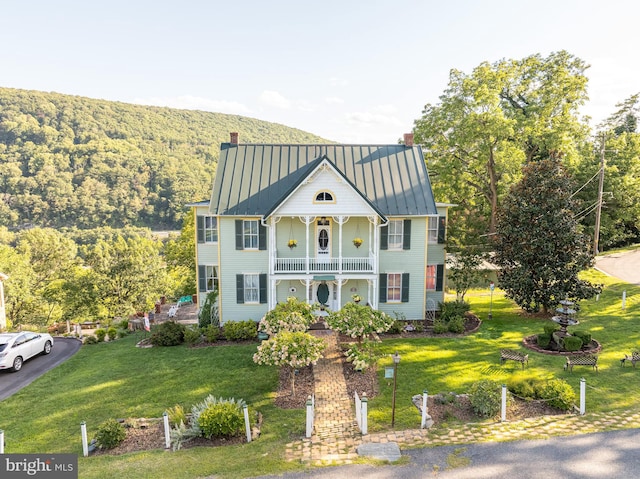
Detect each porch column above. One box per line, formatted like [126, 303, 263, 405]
[270, 278, 277, 310]
[336, 278, 345, 309]
[302, 216, 314, 274]
[306, 278, 311, 304]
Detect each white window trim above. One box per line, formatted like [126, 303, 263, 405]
[387, 272, 402, 303]
[426, 264, 437, 291]
[243, 219, 259, 250]
[205, 265, 218, 292]
[388, 219, 404, 251]
[427, 216, 438, 244]
[244, 273, 260, 304]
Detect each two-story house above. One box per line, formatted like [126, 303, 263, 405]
[191, 132, 448, 323]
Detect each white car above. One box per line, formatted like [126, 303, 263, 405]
[0, 332, 54, 372]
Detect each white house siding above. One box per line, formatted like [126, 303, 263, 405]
[217, 216, 269, 323]
[378, 217, 427, 320]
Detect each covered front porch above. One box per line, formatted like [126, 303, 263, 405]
[268, 274, 378, 312]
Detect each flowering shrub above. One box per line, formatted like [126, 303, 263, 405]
[258, 297, 315, 335]
[345, 339, 381, 371]
[326, 303, 394, 342]
[253, 331, 325, 395]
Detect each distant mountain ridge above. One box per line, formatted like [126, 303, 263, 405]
[0, 87, 329, 230]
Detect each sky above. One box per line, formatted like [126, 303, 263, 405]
[1, 0, 639, 143]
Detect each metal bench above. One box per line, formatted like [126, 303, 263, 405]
[620, 351, 640, 367]
[564, 354, 598, 372]
[500, 349, 529, 369]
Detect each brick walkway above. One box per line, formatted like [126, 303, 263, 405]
[285, 331, 640, 466]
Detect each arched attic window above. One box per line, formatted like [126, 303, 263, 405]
[314, 190, 335, 203]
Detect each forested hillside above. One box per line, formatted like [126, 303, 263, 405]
[0, 88, 328, 230]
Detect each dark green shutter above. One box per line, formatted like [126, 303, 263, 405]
[235, 220, 243, 250]
[259, 273, 267, 303]
[401, 273, 410, 302]
[197, 216, 205, 243]
[259, 223, 267, 250]
[403, 219, 411, 250]
[236, 274, 244, 303]
[436, 264, 444, 291]
[438, 216, 446, 244]
[380, 225, 388, 250]
[198, 265, 206, 292]
[379, 274, 387, 303]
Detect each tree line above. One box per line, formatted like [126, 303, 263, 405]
[0, 88, 326, 231]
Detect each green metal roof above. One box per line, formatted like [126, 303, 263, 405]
[209, 143, 438, 217]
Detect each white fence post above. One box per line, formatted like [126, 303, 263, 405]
[501, 384, 507, 422]
[163, 412, 171, 449]
[243, 405, 252, 443]
[421, 389, 429, 428]
[305, 395, 314, 438]
[0, 429, 4, 453]
[361, 393, 368, 435]
[580, 378, 586, 415]
[622, 290, 627, 310]
[81, 421, 88, 457]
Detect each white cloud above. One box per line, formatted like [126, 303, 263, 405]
[131, 95, 252, 115]
[329, 77, 349, 87]
[260, 90, 291, 109]
[325, 96, 344, 105]
[344, 104, 403, 126]
[296, 100, 318, 112]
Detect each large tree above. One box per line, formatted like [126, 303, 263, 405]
[494, 159, 599, 313]
[413, 51, 590, 242]
[83, 233, 168, 318]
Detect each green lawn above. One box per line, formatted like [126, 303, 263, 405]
[1, 269, 639, 478]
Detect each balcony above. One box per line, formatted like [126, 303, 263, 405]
[274, 256, 374, 273]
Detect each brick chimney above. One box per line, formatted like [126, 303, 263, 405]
[230, 132, 239, 145]
[403, 133, 414, 146]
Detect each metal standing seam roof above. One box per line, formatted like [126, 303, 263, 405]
[209, 143, 438, 217]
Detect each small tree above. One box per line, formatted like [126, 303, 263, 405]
[253, 331, 325, 395]
[258, 296, 315, 335]
[494, 159, 600, 313]
[325, 303, 394, 343]
[198, 289, 219, 328]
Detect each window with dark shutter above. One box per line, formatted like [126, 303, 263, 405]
[403, 219, 411, 250]
[401, 273, 410, 302]
[235, 220, 243, 250]
[197, 216, 205, 243]
[380, 225, 389, 250]
[259, 274, 267, 303]
[236, 274, 244, 303]
[198, 265, 206, 292]
[436, 264, 444, 291]
[438, 216, 446, 244]
[379, 274, 387, 302]
[259, 224, 267, 250]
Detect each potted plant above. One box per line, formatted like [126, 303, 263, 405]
[288, 239, 297, 249]
[352, 294, 362, 303]
[352, 237, 363, 248]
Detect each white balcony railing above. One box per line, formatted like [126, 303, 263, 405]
[274, 256, 373, 273]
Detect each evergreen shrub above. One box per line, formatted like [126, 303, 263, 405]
[94, 419, 126, 449]
[469, 379, 502, 417]
[150, 321, 186, 346]
[562, 336, 583, 352]
[536, 333, 551, 348]
[540, 379, 576, 410]
[223, 320, 257, 341]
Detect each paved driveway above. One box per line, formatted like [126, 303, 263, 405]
[595, 249, 640, 285]
[0, 337, 82, 401]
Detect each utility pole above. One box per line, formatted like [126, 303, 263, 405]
[593, 135, 606, 256]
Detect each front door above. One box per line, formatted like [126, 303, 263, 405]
[316, 217, 331, 262]
[313, 281, 334, 309]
